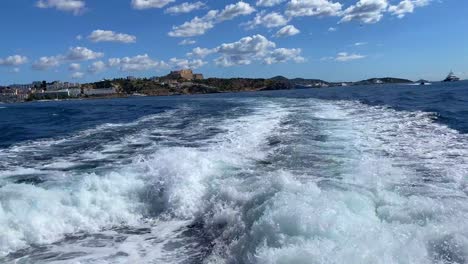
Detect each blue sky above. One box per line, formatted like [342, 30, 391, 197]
[0, 0, 467, 85]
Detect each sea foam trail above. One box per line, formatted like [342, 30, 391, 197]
[1, 98, 468, 263]
[0, 100, 289, 262]
[209, 99, 468, 264]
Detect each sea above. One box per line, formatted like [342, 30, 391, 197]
[0, 81, 467, 264]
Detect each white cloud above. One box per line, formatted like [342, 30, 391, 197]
[389, 0, 430, 18]
[168, 58, 206, 69]
[32, 56, 62, 70]
[76, 35, 83, 40]
[0, 55, 28, 66]
[88, 61, 107, 73]
[168, 11, 216, 37]
[68, 63, 81, 71]
[65, 47, 104, 61]
[71, 72, 84, 79]
[165, 1, 206, 14]
[215, 35, 276, 66]
[179, 39, 197, 45]
[187, 47, 216, 58]
[335, 52, 366, 61]
[36, 0, 85, 15]
[286, 0, 342, 17]
[264, 48, 305, 64]
[108, 54, 205, 71]
[328, 27, 337, 32]
[217, 1, 255, 22]
[191, 34, 304, 67]
[108, 54, 168, 72]
[131, 0, 175, 9]
[275, 25, 300, 37]
[354, 42, 368, 46]
[340, 0, 388, 24]
[31, 47, 102, 71]
[169, 2, 255, 37]
[217, 35, 275, 56]
[88, 30, 136, 43]
[245, 12, 289, 29]
[256, 0, 287, 7]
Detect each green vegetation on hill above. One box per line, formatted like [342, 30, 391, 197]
[353, 77, 413, 85]
[80, 76, 414, 97]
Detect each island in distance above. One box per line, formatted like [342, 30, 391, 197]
[0, 69, 460, 103]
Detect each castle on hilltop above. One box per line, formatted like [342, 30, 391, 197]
[167, 69, 204, 81]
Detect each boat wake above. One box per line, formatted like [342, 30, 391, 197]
[1, 98, 467, 263]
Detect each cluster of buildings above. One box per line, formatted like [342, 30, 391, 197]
[151, 69, 205, 89]
[124, 69, 205, 89]
[0, 69, 204, 103]
[167, 69, 204, 81]
[0, 80, 117, 102]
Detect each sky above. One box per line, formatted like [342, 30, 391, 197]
[0, 0, 467, 85]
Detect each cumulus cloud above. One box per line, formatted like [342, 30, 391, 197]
[275, 25, 300, 37]
[187, 34, 304, 67]
[256, 0, 287, 7]
[131, 0, 175, 9]
[187, 47, 217, 58]
[88, 61, 107, 73]
[264, 48, 305, 64]
[71, 72, 84, 79]
[328, 27, 337, 32]
[65, 47, 104, 61]
[32, 56, 62, 70]
[217, 1, 255, 22]
[88, 30, 136, 43]
[106, 54, 206, 71]
[36, 0, 85, 15]
[68, 63, 81, 71]
[389, 0, 430, 18]
[108, 54, 168, 72]
[179, 39, 197, 45]
[286, 0, 342, 17]
[213, 35, 276, 66]
[168, 58, 206, 69]
[340, 0, 389, 24]
[169, 2, 255, 37]
[217, 35, 275, 57]
[168, 10, 217, 37]
[0, 55, 28, 66]
[335, 52, 366, 61]
[32, 47, 103, 71]
[165, 1, 206, 14]
[245, 12, 289, 29]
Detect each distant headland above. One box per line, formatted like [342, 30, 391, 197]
[0, 69, 461, 103]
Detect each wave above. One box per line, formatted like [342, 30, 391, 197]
[1, 98, 468, 263]
[0, 100, 289, 261]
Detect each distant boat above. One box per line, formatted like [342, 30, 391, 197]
[443, 71, 460, 82]
[416, 79, 431, 86]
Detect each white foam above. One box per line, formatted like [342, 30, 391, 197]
[3, 97, 468, 263]
[220, 99, 468, 263]
[0, 100, 289, 260]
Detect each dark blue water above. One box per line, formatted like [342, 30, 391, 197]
[1, 81, 467, 263]
[1, 81, 467, 149]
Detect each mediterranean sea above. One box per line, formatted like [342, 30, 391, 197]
[1, 81, 467, 263]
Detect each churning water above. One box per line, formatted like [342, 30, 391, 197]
[1, 82, 467, 263]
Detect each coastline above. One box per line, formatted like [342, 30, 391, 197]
[3, 76, 419, 104]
